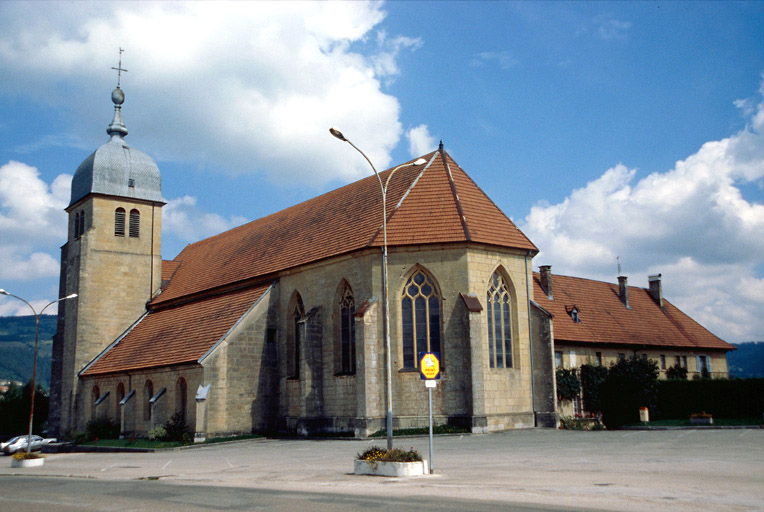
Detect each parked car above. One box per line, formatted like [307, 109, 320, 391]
[1, 435, 56, 455]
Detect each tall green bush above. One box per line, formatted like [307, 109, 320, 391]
[555, 368, 581, 402]
[600, 356, 659, 428]
[666, 365, 688, 380]
[580, 364, 608, 415]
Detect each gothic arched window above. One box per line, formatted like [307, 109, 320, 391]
[288, 294, 304, 379]
[144, 380, 154, 421]
[400, 268, 441, 369]
[338, 282, 356, 374]
[176, 377, 187, 423]
[487, 270, 513, 368]
[115, 208, 126, 237]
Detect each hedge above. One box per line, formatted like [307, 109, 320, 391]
[655, 378, 764, 420]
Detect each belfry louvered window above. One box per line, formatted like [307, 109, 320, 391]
[78, 210, 85, 238]
[74, 212, 81, 239]
[114, 208, 126, 236]
[487, 270, 513, 368]
[401, 269, 441, 369]
[129, 209, 140, 238]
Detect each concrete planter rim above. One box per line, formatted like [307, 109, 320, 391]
[354, 458, 428, 477]
[11, 456, 45, 468]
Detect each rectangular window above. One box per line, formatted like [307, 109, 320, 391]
[618, 353, 626, 361]
[570, 350, 577, 368]
[595, 352, 602, 366]
[641, 353, 648, 361]
[681, 356, 688, 368]
[660, 355, 666, 369]
[675, 355, 681, 367]
[555, 351, 563, 368]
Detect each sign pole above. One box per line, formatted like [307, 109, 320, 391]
[428, 385, 434, 474]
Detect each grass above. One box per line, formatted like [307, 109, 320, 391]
[81, 433, 262, 449]
[626, 417, 764, 427]
[369, 424, 470, 437]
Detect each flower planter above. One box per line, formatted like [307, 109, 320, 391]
[354, 459, 428, 477]
[11, 457, 45, 468]
[690, 416, 713, 425]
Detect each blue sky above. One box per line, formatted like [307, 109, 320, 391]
[0, 1, 762, 342]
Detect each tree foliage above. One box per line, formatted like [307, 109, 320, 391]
[580, 364, 608, 415]
[0, 381, 49, 436]
[666, 364, 688, 380]
[555, 368, 581, 402]
[600, 356, 659, 428]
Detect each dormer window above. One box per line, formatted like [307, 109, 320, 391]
[566, 305, 582, 323]
[128, 178, 135, 188]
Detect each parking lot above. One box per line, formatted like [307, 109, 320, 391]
[2, 428, 763, 511]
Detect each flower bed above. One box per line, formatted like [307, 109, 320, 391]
[354, 445, 428, 477]
[11, 452, 45, 468]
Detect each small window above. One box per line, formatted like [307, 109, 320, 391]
[128, 178, 135, 188]
[288, 295, 304, 379]
[596, 352, 602, 367]
[618, 353, 626, 361]
[675, 355, 681, 367]
[115, 208, 126, 236]
[555, 351, 563, 368]
[641, 353, 648, 361]
[681, 355, 688, 368]
[79, 210, 85, 237]
[144, 380, 153, 421]
[569, 307, 581, 323]
[660, 355, 666, 370]
[129, 209, 140, 238]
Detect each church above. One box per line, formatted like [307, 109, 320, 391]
[48, 81, 732, 440]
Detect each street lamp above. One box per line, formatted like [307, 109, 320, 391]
[0, 289, 77, 454]
[330, 127, 426, 450]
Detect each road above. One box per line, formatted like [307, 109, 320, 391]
[1, 428, 762, 511]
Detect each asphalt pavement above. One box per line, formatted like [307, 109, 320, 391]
[1, 428, 763, 511]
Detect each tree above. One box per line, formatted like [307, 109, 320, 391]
[555, 368, 581, 403]
[666, 364, 688, 380]
[580, 364, 608, 416]
[600, 356, 659, 428]
[0, 380, 49, 436]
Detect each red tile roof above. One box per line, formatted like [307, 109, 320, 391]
[82, 150, 537, 375]
[154, 149, 536, 305]
[532, 273, 733, 351]
[82, 283, 271, 376]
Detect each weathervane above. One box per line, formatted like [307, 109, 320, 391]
[111, 47, 127, 89]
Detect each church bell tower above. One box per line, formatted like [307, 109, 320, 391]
[49, 54, 164, 436]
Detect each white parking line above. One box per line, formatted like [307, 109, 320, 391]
[100, 463, 118, 472]
[162, 460, 172, 469]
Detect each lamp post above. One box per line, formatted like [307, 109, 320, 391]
[330, 127, 426, 450]
[0, 289, 77, 454]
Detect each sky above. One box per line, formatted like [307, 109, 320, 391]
[0, 1, 762, 343]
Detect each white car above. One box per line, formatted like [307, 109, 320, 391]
[1, 435, 56, 455]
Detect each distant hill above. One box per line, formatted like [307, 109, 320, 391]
[728, 342, 764, 379]
[0, 315, 57, 389]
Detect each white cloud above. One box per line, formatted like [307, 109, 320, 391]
[522, 78, 764, 342]
[163, 195, 247, 244]
[593, 15, 632, 40]
[0, 1, 416, 187]
[406, 124, 436, 157]
[0, 161, 69, 283]
[469, 51, 519, 70]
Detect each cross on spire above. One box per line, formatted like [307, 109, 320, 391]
[111, 47, 127, 88]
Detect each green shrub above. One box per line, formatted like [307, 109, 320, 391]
[580, 364, 608, 415]
[666, 365, 688, 380]
[556, 368, 581, 402]
[148, 425, 167, 441]
[85, 417, 120, 440]
[656, 378, 764, 420]
[163, 412, 191, 443]
[600, 356, 659, 428]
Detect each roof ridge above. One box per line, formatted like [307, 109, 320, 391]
[439, 146, 472, 242]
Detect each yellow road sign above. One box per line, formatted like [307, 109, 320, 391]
[419, 352, 441, 380]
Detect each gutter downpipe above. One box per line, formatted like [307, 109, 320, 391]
[525, 252, 537, 426]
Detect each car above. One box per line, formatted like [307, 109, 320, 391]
[1, 435, 56, 455]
